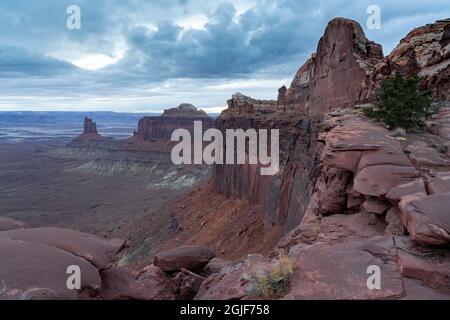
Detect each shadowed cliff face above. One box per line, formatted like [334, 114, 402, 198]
[213, 113, 323, 231]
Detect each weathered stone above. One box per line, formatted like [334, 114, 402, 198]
[0, 227, 124, 269]
[385, 207, 406, 236]
[354, 165, 420, 196]
[0, 239, 101, 300]
[427, 171, 450, 194]
[362, 198, 391, 215]
[283, 236, 404, 299]
[397, 251, 450, 288]
[405, 141, 450, 167]
[99, 266, 176, 300]
[0, 217, 29, 231]
[154, 246, 216, 272]
[386, 178, 427, 202]
[173, 268, 205, 300]
[400, 193, 450, 245]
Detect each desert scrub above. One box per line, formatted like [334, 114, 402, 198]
[243, 255, 294, 298]
[364, 75, 435, 130]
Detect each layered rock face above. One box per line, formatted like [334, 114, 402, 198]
[277, 18, 383, 114]
[224, 93, 277, 115]
[135, 104, 214, 141]
[213, 113, 323, 231]
[370, 19, 450, 101]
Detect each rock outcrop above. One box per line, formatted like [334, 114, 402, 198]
[370, 19, 450, 102]
[153, 246, 216, 272]
[277, 18, 383, 114]
[69, 117, 104, 146]
[224, 93, 277, 115]
[162, 103, 208, 118]
[134, 104, 214, 141]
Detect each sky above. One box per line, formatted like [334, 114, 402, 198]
[0, 0, 449, 113]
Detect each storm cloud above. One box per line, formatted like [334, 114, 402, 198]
[0, 0, 449, 112]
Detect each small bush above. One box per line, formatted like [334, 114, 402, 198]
[364, 75, 434, 130]
[243, 255, 294, 298]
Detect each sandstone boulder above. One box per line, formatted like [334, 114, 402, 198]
[399, 193, 450, 245]
[0, 227, 124, 269]
[353, 165, 420, 196]
[0, 239, 101, 300]
[173, 268, 205, 300]
[154, 246, 216, 272]
[99, 266, 176, 300]
[386, 178, 427, 202]
[283, 236, 404, 299]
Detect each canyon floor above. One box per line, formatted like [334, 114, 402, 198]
[0, 139, 208, 266]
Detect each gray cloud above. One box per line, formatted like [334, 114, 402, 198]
[0, 0, 449, 111]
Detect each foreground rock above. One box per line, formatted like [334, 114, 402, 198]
[0, 227, 124, 269]
[154, 245, 216, 272]
[0, 217, 29, 231]
[399, 193, 450, 245]
[0, 222, 124, 300]
[99, 266, 177, 300]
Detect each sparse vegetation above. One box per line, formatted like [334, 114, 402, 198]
[364, 75, 435, 130]
[243, 255, 294, 298]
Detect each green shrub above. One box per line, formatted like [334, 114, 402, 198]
[364, 75, 434, 130]
[243, 255, 294, 298]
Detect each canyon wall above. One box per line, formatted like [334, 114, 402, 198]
[135, 104, 214, 141]
[213, 17, 450, 237]
[213, 113, 323, 230]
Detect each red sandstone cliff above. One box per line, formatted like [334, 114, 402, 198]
[277, 18, 383, 114]
[165, 18, 450, 300]
[133, 104, 214, 141]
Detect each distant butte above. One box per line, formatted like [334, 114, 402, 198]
[70, 117, 104, 144]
